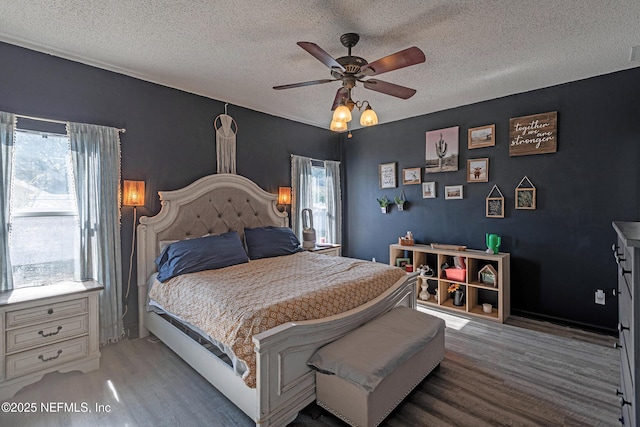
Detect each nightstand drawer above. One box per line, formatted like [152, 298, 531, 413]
[6, 314, 89, 354]
[6, 336, 89, 380]
[6, 297, 88, 328]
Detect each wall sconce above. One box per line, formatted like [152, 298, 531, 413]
[278, 187, 291, 205]
[122, 179, 145, 318]
[123, 180, 145, 207]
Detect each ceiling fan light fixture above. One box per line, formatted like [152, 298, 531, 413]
[332, 104, 352, 123]
[330, 119, 348, 132]
[360, 104, 378, 126]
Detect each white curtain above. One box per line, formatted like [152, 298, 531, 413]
[67, 122, 123, 345]
[291, 155, 313, 241]
[325, 160, 342, 244]
[0, 111, 15, 292]
[291, 154, 342, 245]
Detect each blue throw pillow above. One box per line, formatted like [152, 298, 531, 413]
[155, 231, 249, 282]
[244, 226, 303, 260]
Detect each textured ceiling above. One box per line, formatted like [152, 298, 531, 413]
[1, 1, 639, 130]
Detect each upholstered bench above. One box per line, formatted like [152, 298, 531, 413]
[308, 306, 445, 427]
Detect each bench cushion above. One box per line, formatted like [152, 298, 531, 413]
[308, 306, 445, 392]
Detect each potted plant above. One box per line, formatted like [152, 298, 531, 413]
[394, 190, 407, 211]
[377, 195, 390, 213]
[447, 283, 464, 306]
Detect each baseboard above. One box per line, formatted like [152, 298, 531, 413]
[511, 309, 616, 336]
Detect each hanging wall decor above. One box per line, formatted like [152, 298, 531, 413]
[467, 158, 489, 183]
[509, 111, 557, 156]
[468, 124, 495, 149]
[515, 176, 537, 210]
[379, 162, 397, 188]
[425, 126, 459, 173]
[486, 185, 505, 218]
[214, 103, 238, 174]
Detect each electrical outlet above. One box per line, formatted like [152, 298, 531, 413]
[595, 289, 605, 305]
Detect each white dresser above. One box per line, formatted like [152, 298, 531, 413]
[613, 221, 640, 426]
[0, 281, 102, 401]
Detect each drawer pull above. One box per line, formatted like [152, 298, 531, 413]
[38, 350, 62, 362]
[613, 288, 620, 297]
[618, 265, 631, 276]
[616, 388, 624, 396]
[614, 342, 623, 349]
[618, 323, 630, 333]
[47, 308, 54, 315]
[38, 326, 62, 337]
[619, 396, 631, 407]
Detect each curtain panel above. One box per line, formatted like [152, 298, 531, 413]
[68, 122, 124, 345]
[291, 155, 342, 245]
[325, 160, 342, 245]
[0, 111, 15, 292]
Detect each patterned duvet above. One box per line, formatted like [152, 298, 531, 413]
[148, 251, 406, 388]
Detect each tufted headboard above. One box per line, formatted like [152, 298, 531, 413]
[136, 174, 288, 288]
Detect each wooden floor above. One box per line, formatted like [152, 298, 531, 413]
[0, 308, 619, 427]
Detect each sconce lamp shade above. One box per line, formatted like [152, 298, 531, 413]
[330, 119, 348, 132]
[123, 180, 145, 206]
[278, 187, 291, 205]
[360, 106, 379, 126]
[332, 105, 352, 123]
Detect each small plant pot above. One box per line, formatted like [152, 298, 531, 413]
[380, 206, 388, 213]
[397, 203, 405, 211]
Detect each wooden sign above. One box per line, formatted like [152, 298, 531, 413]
[509, 111, 557, 156]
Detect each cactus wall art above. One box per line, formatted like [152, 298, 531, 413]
[425, 126, 459, 173]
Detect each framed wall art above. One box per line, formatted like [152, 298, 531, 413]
[422, 182, 436, 198]
[402, 167, 422, 185]
[425, 126, 459, 173]
[515, 176, 537, 209]
[468, 124, 495, 149]
[509, 111, 557, 156]
[445, 185, 463, 200]
[379, 162, 397, 188]
[486, 185, 505, 218]
[467, 158, 489, 183]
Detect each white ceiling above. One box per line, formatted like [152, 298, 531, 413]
[1, 1, 639, 130]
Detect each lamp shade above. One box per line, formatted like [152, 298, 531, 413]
[278, 187, 291, 204]
[330, 119, 348, 132]
[332, 105, 352, 123]
[360, 106, 379, 126]
[123, 180, 145, 206]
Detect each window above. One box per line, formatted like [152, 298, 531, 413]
[9, 130, 79, 288]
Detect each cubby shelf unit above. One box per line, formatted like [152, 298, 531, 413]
[389, 243, 511, 323]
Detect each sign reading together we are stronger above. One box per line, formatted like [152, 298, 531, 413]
[509, 111, 557, 156]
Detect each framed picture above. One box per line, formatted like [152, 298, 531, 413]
[445, 185, 463, 200]
[486, 198, 504, 218]
[467, 158, 489, 183]
[515, 176, 537, 210]
[425, 126, 459, 173]
[402, 167, 421, 185]
[379, 162, 396, 188]
[486, 184, 505, 218]
[516, 188, 537, 209]
[395, 257, 411, 268]
[468, 124, 495, 149]
[422, 181, 436, 198]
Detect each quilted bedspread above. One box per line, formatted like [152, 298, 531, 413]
[148, 251, 406, 388]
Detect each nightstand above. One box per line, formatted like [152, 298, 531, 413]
[307, 244, 342, 257]
[0, 281, 103, 400]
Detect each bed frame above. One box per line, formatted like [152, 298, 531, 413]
[136, 173, 416, 426]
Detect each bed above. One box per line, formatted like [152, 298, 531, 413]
[136, 173, 417, 426]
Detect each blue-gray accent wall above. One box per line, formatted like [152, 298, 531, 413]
[1, 40, 638, 334]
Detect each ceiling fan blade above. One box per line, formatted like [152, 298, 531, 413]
[273, 79, 336, 90]
[297, 42, 346, 72]
[359, 47, 425, 76]
[363, 79, 417, 99]
[331, 87, 349, 110]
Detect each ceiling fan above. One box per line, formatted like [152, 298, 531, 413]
[273, 33, 426, 119]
